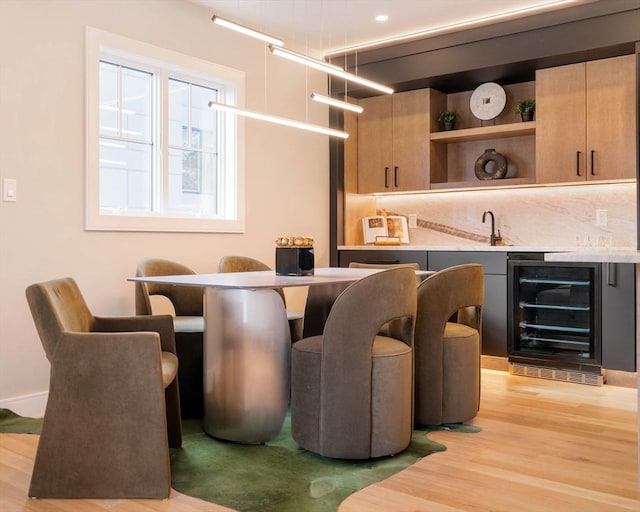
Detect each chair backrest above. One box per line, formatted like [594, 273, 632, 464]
[416, 263, 484, 341]
[25, 277, 94, 363]
[302, 282, 349, 338]
[135, 258, 204, 317]
[218, 255, 270, 273]
[319, 267, 417, 454]
[323, 267, 417, 351]
[218, 255, 287, 304]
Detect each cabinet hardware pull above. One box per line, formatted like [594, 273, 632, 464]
[394, 166, 399, 188]
[384, 167, 389, 188]
[590, 150, 595, 176]
[576, 151, 581, 176]
[607, 263, 617, 286]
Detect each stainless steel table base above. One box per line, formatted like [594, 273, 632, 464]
[203, 288, 291, 443]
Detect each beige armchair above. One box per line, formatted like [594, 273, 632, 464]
[25, 277, 181, 498]
[135, 257, 204, 418]
[414, 263, 484, 425]
[291, 267, 417, 459]
[217, 255, 304, 342]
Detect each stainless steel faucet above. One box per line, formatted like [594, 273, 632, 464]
[482, 210, 502, 246]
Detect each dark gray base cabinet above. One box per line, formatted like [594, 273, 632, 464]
[338, 250, 508, 357]
[337, 250, 636, 370]
[338, 250, 428, 269]
[601, 263, 636, 372]
[429, 251, 508, 357]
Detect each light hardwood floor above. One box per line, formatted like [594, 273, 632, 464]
[1, 369, 638, 511]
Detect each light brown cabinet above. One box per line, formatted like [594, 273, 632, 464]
[536, 55, 636, 184]
[357, 89, 430, 193]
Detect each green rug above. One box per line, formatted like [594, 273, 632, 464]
[0, 408, 42, 434]
[171, 415, 479, 512]
[0, 408, 479, 511]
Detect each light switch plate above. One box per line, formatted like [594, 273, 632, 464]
[3, 178, 17, 202]
[408, 214, 417, 228]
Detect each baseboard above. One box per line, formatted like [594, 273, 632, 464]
[0, 391, 47, 418]
[481, 355, 509, 372]
[604, 369, 638, 388]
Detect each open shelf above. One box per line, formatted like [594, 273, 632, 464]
[429, 177, 535, 190]
[430, 121, 536, 143]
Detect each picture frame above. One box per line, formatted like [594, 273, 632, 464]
[362, 215, 410, 244]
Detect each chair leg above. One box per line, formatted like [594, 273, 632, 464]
[164, 379, 182, 448]
[288, 317, 304, 343]
[175, 332, 204, 418]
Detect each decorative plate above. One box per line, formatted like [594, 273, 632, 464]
[469, 82, 506, 120]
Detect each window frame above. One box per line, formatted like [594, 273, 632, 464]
[85, 27, 245, 233]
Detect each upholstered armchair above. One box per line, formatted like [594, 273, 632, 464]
[217, 255, 304, 342]
[291, 267, 417, 459]
[414, 263, 484, 425]
[135, 257, 205, 418]
[25, 277, 181, 499]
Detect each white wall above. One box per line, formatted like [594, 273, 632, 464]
[0, 0, 331, 408]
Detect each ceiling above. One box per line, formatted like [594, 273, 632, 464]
[188, 0, 594, 55]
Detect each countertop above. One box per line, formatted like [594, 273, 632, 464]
[338, 245, 636, 253]
[544, 249, 640, 264]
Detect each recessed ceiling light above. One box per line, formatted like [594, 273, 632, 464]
[375, 14, 389, 22]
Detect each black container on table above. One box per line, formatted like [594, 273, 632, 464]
[276, 247, 314, 276]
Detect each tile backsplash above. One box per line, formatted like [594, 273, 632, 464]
[376, 182, 637, 248]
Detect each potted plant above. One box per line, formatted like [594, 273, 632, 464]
[437, 110, 458, 130]
[515, 99, 535, 122]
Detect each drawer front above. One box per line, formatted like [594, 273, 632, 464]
[338, 250, 428, 270]
[428, 251, 507, 275]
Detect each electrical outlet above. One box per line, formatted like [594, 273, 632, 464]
[408, 214, 417, 228]
[595, 209, 608, 226]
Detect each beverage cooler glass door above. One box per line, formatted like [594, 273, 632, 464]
[508, 261, 601, 372]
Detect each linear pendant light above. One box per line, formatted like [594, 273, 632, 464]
[269, 45, 345, 73]
[212, 15, 284, 46]
[310, 93, 363, 113]
[269, 45, 394, 94]
[208, 101, 349, 139]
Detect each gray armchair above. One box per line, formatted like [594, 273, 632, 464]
[414, 263, 484, 425]
[135, 257, 204, 418]
[291, 267, 417, 459]
[25, 277, 181, 498]
[217, 255, 304, 342]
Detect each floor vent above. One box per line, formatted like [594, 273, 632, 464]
[509, 363, 604, 386]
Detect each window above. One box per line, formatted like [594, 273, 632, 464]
[86, 27, 245, 232]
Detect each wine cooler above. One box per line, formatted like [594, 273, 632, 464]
[508, 260, 602, 377]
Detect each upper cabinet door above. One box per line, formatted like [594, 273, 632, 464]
[535, 62, 587, 184]
[586, 54, 636, 181]
[392, 89, 430, 192]
[357, 95, 393, 193]
[357, 89, 430, 193]
[536, 54, 636, 184]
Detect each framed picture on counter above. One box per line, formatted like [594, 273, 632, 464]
[362, 216, 410, 244]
